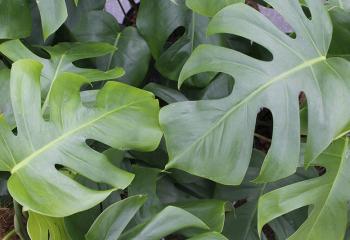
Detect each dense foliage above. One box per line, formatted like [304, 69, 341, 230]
[0, 0, 350, 239]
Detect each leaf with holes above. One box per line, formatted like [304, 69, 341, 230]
[258, 137, 350, 240]
[27, 211, 71, 240]
[137, 0, 224, 86]
[87, 195, 227, 240]
[0, 40, 124, 114]
[0, 59, 162, 217]
[160, 0, 350, 185]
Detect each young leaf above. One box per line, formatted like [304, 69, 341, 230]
[0, 59, 162, 217]
[0, 0, 31, 39]
[258, 137, 350, 240]
[119, 206, 209, 240]
[160, 0, 350, 185]
[27, 211, 71, 240]
[86, 195, 147, 240]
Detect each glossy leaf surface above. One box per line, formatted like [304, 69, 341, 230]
[258, 137, 350, 239]
[27, 211, 71, 240]
[0, 59, 162, 217]
[160, 0, 350, 185]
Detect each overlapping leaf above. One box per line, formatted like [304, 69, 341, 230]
[215, 150, 316, 240]
[65, 1, 151, 87]
[27, 211, 71, 240]
[137, 0, 224, 86]
[87, 195, 227, 240]
[258, 137, 350, 239]
[0, 59, 162, 217]
[0, 0, 31, 39]
[0, 40, 124, 113]
[160, 0, 350, 185]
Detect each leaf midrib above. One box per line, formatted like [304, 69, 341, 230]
[11, 98, 150, 174]
[167, 56, 326, 165]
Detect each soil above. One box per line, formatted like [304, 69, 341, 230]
[0, 208, 16, 239]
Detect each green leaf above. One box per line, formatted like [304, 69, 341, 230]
[0, 40, 124, 112]
[174, 200, 227, 233]
[160, 0, 350, 185]
[27, 211, 71, 240]
[258, 137, 350, 239]
[137, 0, 224, 85]
[0, 68, 14, 128]
[328, 6, 350, 60]
[128, 166, 163, 222]
[144, 83, 188, 104]
[86, 195, 147, 240]
[215, 150, 315, 239]
[36, 0, 68, 40]
[0, 59, 162, 217]
[188, 232, 228, 240]
[65, 5, 151, 87]
[119, 206, 210, 240]
[0, 0, 31, 39]
[186, 0, 243, 17]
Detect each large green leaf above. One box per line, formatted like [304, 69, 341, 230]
[0, 0, 31, 39]
[0, 40, 124, 112]
[0, 59, 162, 217]
[27, 211, 71, 240]
[160, 0, 350, 185]
[258, 137, 350, 239]
[137, 0, 224, 85]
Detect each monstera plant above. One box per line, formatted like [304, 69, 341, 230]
[0, 0, 350, 239]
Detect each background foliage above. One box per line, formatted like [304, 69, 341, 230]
[0, 0, 350, 239]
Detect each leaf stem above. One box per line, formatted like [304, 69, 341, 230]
[116, 0, 128, 17]
[3, 229, 16, 240]
[254, 133, 271, 143]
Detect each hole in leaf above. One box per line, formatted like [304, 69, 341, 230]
[163, 26, 186, 51]
[254, 108, 273, 153]
[259, 1, 295, 35]
[86, 139, 111, 153]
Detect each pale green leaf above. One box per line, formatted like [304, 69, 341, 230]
[160, 0, 350, 185]
[28, 211, 71, 240]
[0, 59, 162, 217]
